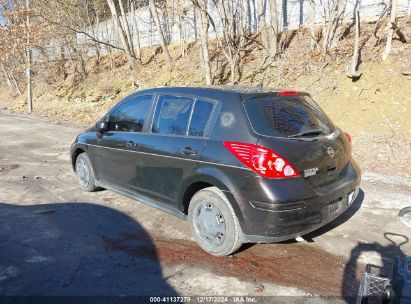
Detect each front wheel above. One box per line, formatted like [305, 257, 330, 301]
[188, 187, 243, 256]
[75, 153, 98, 192]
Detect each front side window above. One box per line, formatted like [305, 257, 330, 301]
[108, 95, 152, 132]
[152, 95, 194, 135]
[189, 100, 214, 137]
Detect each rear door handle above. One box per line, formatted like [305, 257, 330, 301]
[180, 147, 197, 155]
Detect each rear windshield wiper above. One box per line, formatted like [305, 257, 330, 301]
[288, 129, 325, 138]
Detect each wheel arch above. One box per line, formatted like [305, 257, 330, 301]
[71, 147, 86, 171]
[178, 169, 246, 227]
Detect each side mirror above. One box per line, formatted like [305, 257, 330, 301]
[96, 120, 108, 134]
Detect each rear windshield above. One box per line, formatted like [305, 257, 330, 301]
[244, 96, 335, 138]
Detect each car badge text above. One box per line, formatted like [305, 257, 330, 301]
[304, 167, 318, 177]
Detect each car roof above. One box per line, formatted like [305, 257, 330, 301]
[135, 86, 308, 100]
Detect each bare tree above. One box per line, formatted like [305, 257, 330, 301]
[26, 0, 32, 113]
[149, 0, 173, 66]
[257, 0, 269, 52]
[211, 0, 245, 84]
[382, 0, 397, 60]
[193, 0, 212, 84]
[321, 0, 348, 53]
[268, 0, 278, 56]
[0, 0, 40, 98]
[118, 0, 135, 58]
[309, 0, 316, 50]
[0, 62, 22, 95]
[347, 0, 361, 79]
[106, 0, 138, 70]
[241, 0, 250, 34]
[129, 0, 142, 63]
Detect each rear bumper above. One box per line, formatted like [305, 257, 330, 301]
[226, 158, 361, 243]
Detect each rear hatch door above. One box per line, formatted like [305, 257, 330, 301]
[244, 94, 351, 189]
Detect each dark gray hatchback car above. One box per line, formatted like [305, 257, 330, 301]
[71, 86, 361, 256]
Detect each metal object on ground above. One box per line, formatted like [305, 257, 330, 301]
[356, 206, 411, 303]
[357, 273, 391, 304]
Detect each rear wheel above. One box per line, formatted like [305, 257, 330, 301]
[75, 153, 98, 192]
[188, 186, 243, 256]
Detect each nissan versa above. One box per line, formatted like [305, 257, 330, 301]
[70, 86, 361, 256]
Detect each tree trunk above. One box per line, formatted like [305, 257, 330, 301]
[0, 62, 14, 91]
[348, 1, 361, 78]
[193, 4, 198, 40]
[106, 0, 137, 71]
[257, 0, 269, 52]
[382, 0, 397, 61]
[229, 59, 236, 84]
[149, 0, 173, 66]
[130, 0, 142, 63]
[268, 0, 278, 56]
[118, 0, 135, 57]
[241, 0, 250, 34]
[309, 0, 316, 50]
[178, 14, 186, 57]
[198, 0, 212, 85]
[10, 68, 22, 95]
[26, 0, 32, 113]
[322, 0, 348, 52]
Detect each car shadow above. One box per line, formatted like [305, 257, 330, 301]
[0, 202, 177, 300]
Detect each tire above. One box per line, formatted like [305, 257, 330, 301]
[75, 153, 98, 192]
[188, 186, 243, 256]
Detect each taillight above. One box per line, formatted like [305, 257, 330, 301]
[344, 132, 352, 154]
[224, 142, 299, 179]
[278, 90, 299, 96]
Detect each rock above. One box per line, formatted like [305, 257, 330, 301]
[86, 93, 102, 103]
[250, 261, 259, 269]
[255, 285, 264, 293]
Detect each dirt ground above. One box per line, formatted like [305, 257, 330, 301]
[0, 111, 410, 302]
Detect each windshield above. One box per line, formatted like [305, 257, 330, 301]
[244, 96, 335, 138]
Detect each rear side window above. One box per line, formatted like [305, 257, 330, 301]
[108, 95, 152, 132]
[152, 95, 194, 135]
[244, 96, 335, 138]
[189, 100, 214, 137]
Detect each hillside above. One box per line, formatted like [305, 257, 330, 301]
[1, 19, 410, 176]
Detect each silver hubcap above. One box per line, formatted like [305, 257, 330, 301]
[193, 201, 226, 248]
[76, 158, 89, 187]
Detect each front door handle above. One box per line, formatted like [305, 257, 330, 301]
[180, 147, 197, 155]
